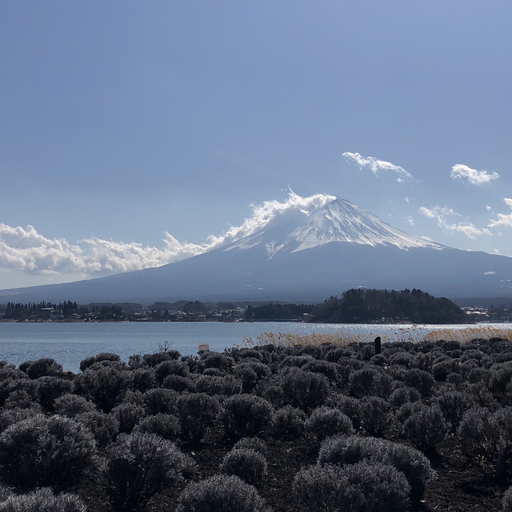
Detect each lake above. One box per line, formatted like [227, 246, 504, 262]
[0, 321, 511, 373]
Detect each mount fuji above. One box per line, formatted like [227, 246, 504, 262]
[2, 197, 512, 304]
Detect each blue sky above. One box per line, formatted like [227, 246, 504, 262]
[1, 1, 512, 289]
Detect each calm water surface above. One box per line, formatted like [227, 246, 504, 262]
[0, 321, 510, 373]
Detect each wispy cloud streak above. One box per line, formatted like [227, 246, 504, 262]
[489, 198, 512, 228]
[451, 164, 499, 186]
[343, 152, 412, 179]
[419, 206, 491, 239]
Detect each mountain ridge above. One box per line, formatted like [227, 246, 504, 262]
[1, 196, 511, 304]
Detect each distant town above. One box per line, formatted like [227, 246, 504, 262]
[0, 296, 511, 323]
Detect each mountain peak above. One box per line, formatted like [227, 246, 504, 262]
[225, 196, 443, 258]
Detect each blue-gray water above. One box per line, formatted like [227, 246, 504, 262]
[0, 321, 510, 373]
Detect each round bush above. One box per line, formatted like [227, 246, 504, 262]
[176, 474, 270, 512]
[457, 406, 512, 478]
[219, 395, 274, 440]
[220, 448, 267, 485]
[54, 393, 96, 417]
[135, 413, 181, 440]
[22, 359, 63, 380]
[403, 405, 448, 454]
[0, 414, 97, 490]
[318, 435, 435, 502]
[349, 368, 392, 398]
[176, 392, 220, 444]
[293, 461, 410, 512]
[111, 403, 146, 434]
[0, 488, 86, 512]
[282, 367, 330, 411]
[105, 432, 187, 512]
[389, 386, 422, 408]
[272, 405, 306, 439]
[76, 411, 119, 447]
[233, 437, 268, 457]
[305, 407, 354, 441]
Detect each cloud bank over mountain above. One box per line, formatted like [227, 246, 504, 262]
[0, 192, 335, 278]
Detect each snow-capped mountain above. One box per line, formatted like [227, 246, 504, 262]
[225, 198, 442, 257]
[1, 196, 511, 304]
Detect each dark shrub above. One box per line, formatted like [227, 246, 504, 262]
[272, 405, 306, 439]
[360, 397, 390, 437]
[403, 405, 448, 454]
[176, 474, 270, 512]
[0, 409, 36, 434]
[433, 359, 457, 381]
[293, 461, 410, 512]
[195, 375, 243, 396]
[235, 366, 259, 393]
[410, 352, 433, 372]
[282, 367, 330, 411]
[318, 435, 435, 501]
[22, 358, 62, 379]
[458, 406, 512, 478]
[176, 392, 220, 444]
[162, 375, 195, 393]
[200, 352, 234, 372]
[219, 395, 274, 440]
[77, 411, 119, 447]
[233, 437, 268, 457]
[466, 382, 500, 410]
[135, 413, 181, 441]
[141, 351, 173, 368]
[80, 352, 122, 372]
[0, 488, 86, 512]
[489, 363, 512, 392]
[390, 352, 414, 367]
[36, 376, 73, 412]
[302, 360, 339, 382]
[0, 414, 97, 490]
[281, 355, 314, 368]
[130, 368, 156, 393]
[143, 350, 181, 367]
[327, 394, 363, 430]
[220, 448, 267, 485]
[436, 390, 475, 431]
[155, 360, 189, 383]
[3, 390, 42, 413]
[403, 369, 435, 397]
[256, 378, 284, 407]
[106, 432, 187, 512]
[389, 386, 422, 407]
[503, 484, 512, 512]
[349, 368, 392, 398]
[111, 403, 146, 434]
[305, 407, 354, 441]
[78, 365, 130, 412]
[54, 393, 96, 417]
[142, 388, 177, 415]
[238, 349, 264, 362]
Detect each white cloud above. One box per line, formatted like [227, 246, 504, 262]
[489, 198, 512, 228]
[419, 206, 491, 239]
[405, 216, 414, 226]
[0, 192, 336, 279]
[486, 205, 492, 211]
[484, 271, 496, 275]
[451, 164, 499, 186]
[343, 152, 412, 179]
[404, 197, 410, 203]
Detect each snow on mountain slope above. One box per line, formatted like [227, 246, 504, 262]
[224, 197, 443, 258]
